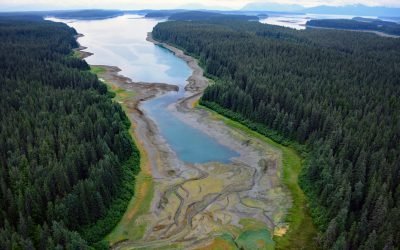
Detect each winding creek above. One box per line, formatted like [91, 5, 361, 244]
[49, 15, 292, 249]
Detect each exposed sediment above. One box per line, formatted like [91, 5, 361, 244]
[78, 32, 292, 249]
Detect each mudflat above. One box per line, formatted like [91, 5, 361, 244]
[79, 33, 292, 249]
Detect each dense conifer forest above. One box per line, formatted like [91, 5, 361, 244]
[0, 16, 139, 249]
[168, 11, 259, 21]
[153, 20, 400, 249]
[307, 17, 400, 36]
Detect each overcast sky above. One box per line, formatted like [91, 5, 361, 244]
[1, 0, 399, 11]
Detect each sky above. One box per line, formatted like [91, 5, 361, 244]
[1, 0, 399, 11]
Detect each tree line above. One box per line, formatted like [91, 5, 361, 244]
[153, 19, 400, 249]
[0, 16, 140, 249]
[307, 18, 400, 36]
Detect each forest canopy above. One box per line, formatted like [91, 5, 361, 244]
[0, 16, 139, 249]
[307, 17, 400, 36]
[168, 11, 259, 21]
[153, 20, 400, 249]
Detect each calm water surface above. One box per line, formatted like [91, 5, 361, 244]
[259, 13, 377, 30]
[51, 15, 238, 163]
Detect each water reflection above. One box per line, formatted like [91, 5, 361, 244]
[51, 15, 239, 163]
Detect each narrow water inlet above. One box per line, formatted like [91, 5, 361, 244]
[52, 14, 238, 164]
[142, 88, 239, 163]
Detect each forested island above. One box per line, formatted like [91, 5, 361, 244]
[307, 17, 400, 36]
[50, 10, 124, 20]
[153, 19, 400, 249]
[0, 16, 139, 249]
[168, 11, 259, 21]
[145, 10, 260, 21]
[144, 10, 185, 18]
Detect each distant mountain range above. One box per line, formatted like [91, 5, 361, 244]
[242, 3, 400, 17]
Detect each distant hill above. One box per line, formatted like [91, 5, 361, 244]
[0, 13, 44, 21]
[50, 9, 124, 20]
[144, 10, 186, 18]
[242, 2, 400, 17]
[0, 12, 47, 19]
[307, 17, 400, 36]
[168, 11, 259, 21]
[145, 10, 268, 19]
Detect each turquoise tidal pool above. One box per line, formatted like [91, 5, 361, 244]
[55, 15, 238, 164]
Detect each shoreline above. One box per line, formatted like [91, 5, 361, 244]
[146, 32, 209, 94]
[145, 33, 316, 249]
[73, 34, 94, 59]
[76, 30, 293, 250]
[307, 25, 400, 38]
